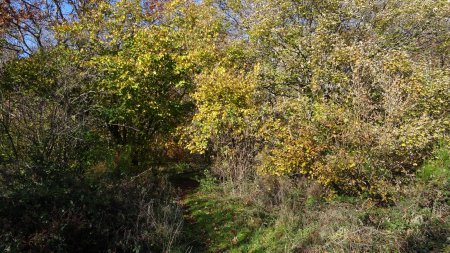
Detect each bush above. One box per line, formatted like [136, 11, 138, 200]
[0, 171, 184, 252]
[184, 0, 449, 200]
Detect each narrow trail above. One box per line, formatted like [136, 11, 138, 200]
[170, 174, 200, 198]
[169, 172, 259, 253]
[169, 172, 209, 251]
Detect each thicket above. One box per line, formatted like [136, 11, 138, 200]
[185, 0, 449, 200]
[1, 0, 449, 252]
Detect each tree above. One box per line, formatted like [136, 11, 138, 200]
[184, 0, 450, 199]
[0, 0, 102, 56]
[57, 0, 200, 168]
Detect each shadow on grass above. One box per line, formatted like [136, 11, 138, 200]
[182, 193, 267, 252]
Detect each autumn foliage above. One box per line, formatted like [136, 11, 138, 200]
[0, 0, 448, 251]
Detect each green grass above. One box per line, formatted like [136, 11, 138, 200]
[417, 142, 450, 183]
[182, 191, 269, 252]
[179, 144, 450, 252]
[181, 178, 318, 252]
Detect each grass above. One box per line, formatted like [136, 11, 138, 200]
[182, 187, 449, 252]
[176, 143, 450, 252]
[180, 178, 449, 252]
[182, 190, 269, 252]
[417, 142, 450, 183]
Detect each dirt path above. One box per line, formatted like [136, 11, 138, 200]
[169, 173, 210, 251]
[169, 172, 200, 198]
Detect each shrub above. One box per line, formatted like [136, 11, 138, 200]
[184, 0, 449, 200]
[0, 171, 184, 252]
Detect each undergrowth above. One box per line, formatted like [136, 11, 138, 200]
[182, 144, 449, 252]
